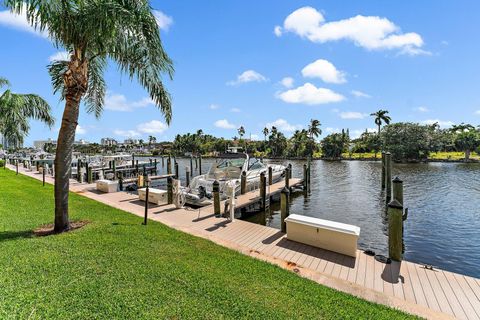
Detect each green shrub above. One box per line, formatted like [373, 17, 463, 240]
[0, 160, 5, 168]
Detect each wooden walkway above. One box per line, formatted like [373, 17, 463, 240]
[8, 165, 480, 320]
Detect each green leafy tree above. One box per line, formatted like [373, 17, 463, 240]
[0, 77, 54, 149]
[321, 133, 346, 159]
[6, 0, 174, 232]
[381, 123, 431, 161]
[370, 109, 391, 134]
[454, 129, 479, 160]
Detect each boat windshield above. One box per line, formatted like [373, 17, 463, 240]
[207, 158, 245, 180]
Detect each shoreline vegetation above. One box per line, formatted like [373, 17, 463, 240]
[0, 169, 415, 319]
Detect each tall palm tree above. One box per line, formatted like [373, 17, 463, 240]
[370, 109, 391, 134]
[6, 0, 174, 232]
[262, 127, 269, 141]
[0, 77, 54, 148]
[307, 119, 321, 140]
[237, 126, 245, 139]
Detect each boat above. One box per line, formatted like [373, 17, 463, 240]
[182, 151, 286, 207]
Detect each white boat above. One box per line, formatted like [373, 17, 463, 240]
[182, 152, 285, 207]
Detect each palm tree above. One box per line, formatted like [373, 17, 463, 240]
[148, 135, 156, 147]
[0, 77, 54, 148]
[6, 0, 174, 232]
[237, 126, 245, 139]
[262, 127, 269, 141]
[370, 110, 391, 134]
[308, 119, 321, 140]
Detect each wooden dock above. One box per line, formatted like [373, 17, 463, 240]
[8, 164, 480, 320]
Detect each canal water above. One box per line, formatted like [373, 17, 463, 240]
[145, 156, 480, 278]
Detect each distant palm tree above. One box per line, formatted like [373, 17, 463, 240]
[0, 77, 54, 148]
[262, 127, 269, 141]
[308, 119, 322, 140]
[6, 0, 174, 232]
[450, 123, 475, 133]
[238, 126, 245, 139]
[370, 110, 391, 134]
[148, 135, 156, 146]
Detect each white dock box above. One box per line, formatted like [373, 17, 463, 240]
[285, 214, 360, 257]
[96, 179, 118, 193]
[138, 188, 168, 205]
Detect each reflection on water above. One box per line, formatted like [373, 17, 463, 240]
[143, 156, 480, 278]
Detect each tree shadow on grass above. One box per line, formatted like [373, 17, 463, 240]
[0, 230, 34, 242]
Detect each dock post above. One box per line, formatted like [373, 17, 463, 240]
[167, 177, 173, 204]
[260, 172, 267, 211]
[154, 158, 157, 172]
[392, 177, 403, 205]
[213, 180, 220, 217]
[167, 157, 171, 174]
[143, 169, 147, 188]
[132, 154, 135, 168]
[143, 184, 149, 225]
[190, 157, 193, 177]
[307, 157, 311, 191]
[388, 199, 403, 261]
[240, 171, 246, 194]
[381, 151, 386, 189]
[42, 166, 45, 186]
[174, 162, 179, 179]
[149, 158, 152, 166]
[303, 164, 308, 189]
[268, 166, 273, 185]
[284, 168, 290, 189]
[161, 156, 164, 167]
[186, 167, 190, 187]
[288, 163, 292, 179]
[280, 187, 290, 233]
[87, 166, 93, 184]
[385, 152, 392, 203]
[199, 155, 202, 175]
[112, 160, 116, 179]
[195, 156, 198, 169]
[118, 172, 124, 191]
[136, 160, 139, 175]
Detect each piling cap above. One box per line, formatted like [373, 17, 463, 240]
[392, 177, 403, 183]
[281, 186, 290, 194]
[212, 180, 219, 186]
[388, 199, 403, 209]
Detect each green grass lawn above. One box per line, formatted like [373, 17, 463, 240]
[0, 169, 415, 319]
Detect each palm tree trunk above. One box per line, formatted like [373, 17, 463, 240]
[465, 149, 471, 160]
[54, 96, 80, 232]
[377, 124, 381, 135]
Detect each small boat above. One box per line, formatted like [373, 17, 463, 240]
[182, 151, 286, 207]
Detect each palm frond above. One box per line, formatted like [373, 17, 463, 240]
[84, 56, 106, 118]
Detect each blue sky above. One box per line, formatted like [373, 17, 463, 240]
[1, 1, 480, 146]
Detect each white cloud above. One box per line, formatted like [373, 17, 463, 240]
[351, 90, 371, 98]
[421, 119, 453, 128]
[250, 134, 260, 140]
[0, 7, 48, 38]
[215, 119, 236, 129]
[350, 128, 376, 139]
[280, 77, 294, 88]
[105, 93, 155, 112]
[227, 70, 268, 86]
[415, 106, 429, 112]
[266, 119, 302, 133]
[230, 108, 241, 113]
[76, 125, 86, 135]
[137, 120, 168, 134]
[301, 59, 346, 84]
[276, 6, 428, 55]
[274, 25, 283, 37]
[339, 111, 367, 119]
[152, 10, 173, 31]
[209, 104, 220, 110]
[475, 110, 480, 115]
[114, 129, 141, 138]
[325, 127, 340, 134]
[48, 51, 70, 62]
[278, 82, 345, 105]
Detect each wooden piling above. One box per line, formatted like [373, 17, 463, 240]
[288, 163, 292, 179]
[284, 168, 290, 189]
[112, 160, 116, 178]
[280, 187, 290, 233]
[87, 166, 93, 184]
[260, 172, 267, 211]
[303, 164, 308, 189]
[167, 177, 173, 204]
[240, 171, 247, 194]
[385, 152, 392, 203]
[388, 199, 403, 261]
[132, 154, 135, 168]
[161, 156, 164, 167]
[199, 155, 202, 175]
[190, 157, 193, 177]
[143, 184, 149, 225]
[42, 166, 45, 186]
[118, 172, 124, 191]
[381, 151, 386, 189]
[186, 167, 190, 187]
[213, 180, 220, 217]
[268, 166, 273, 185]
[167, 157, 172, 174]
[392, 177, 403, 205]
[174, 162, 179, 179]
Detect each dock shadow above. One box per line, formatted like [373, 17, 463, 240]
[261, 231, 284, 244]
[205, 220, 232, 232]
[381, 260, 402, 284]
[192, 213, 216, 223]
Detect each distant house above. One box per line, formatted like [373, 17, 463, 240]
[33, 138, 56, 150]
[101, 138, 118, 146]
